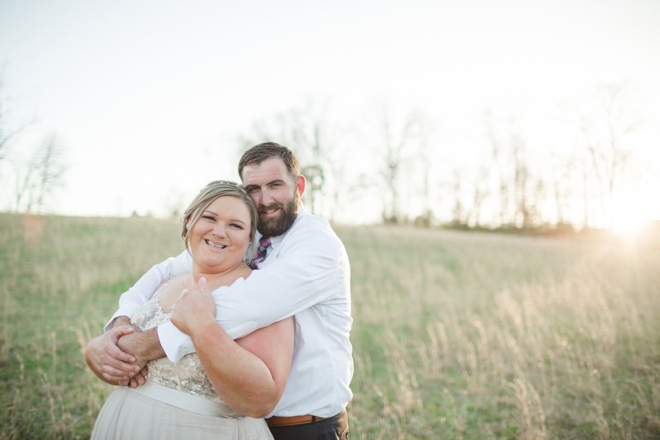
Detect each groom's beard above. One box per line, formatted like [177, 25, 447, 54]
[257, 191, 301, 237]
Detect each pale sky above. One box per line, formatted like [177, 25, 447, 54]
[1, 0, 659, 222]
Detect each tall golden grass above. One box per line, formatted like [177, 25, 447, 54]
[345, 226, 660, 439]
[1, 213, 659, 438]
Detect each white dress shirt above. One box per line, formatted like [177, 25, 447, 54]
[106, 206, 353, 418]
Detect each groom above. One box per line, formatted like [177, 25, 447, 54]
[85, 142, 353, 439]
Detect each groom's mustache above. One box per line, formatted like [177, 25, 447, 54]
[258, 203, 284, 214]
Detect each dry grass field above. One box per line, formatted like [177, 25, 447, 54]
[1, 213, 659, 439]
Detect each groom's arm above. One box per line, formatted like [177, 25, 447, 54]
[103, 251, 193, 331]
[218, 219, 349, 331]
[86, 251, 192, 383]
[160, 218, 349, 362]
[116, 327, 166, 371]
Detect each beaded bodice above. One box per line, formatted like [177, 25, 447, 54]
[130, 282, 221, 402]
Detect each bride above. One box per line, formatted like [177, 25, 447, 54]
[89, 181, 293, 439]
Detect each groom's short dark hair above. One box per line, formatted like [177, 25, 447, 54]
[238, 142, 300, 180]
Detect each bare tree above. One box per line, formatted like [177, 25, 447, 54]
[287, 100, 331, 215]
[414, 113, 438, 227]
[576, 82, 642, 228]
[483, 108, 547, 229]
[467, 165, 490, 227]
[0, 76, 35, 170]
[374, 106, 426, 224]
[237, 98, 347, 218]
[449, 168, 466, 225]
[555, 80, 644, 229]
[510, 134, 534, 228]
[12, 134, 68, 213]
[549, 152, 575, 226]
[484, 109, 507, 226]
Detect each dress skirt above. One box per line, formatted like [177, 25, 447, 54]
[91, 383, 273, 440]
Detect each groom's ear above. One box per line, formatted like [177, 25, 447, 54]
[295, 175, 306, 197]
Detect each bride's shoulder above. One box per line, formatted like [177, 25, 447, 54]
[156, 275, 186, 299]
[232, 262, 252, 281]
[170, 273, 189, 284]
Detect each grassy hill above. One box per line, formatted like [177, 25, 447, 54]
[1, 213, 659, 439]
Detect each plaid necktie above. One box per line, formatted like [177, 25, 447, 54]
[250, 237, 271, 269]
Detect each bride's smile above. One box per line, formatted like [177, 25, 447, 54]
[190, 196, 251, 273]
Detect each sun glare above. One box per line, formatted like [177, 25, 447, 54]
[611, 199, 647, 234]
[613, 215, 646, 234]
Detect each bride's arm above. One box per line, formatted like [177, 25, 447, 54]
[171, 280, 294, 418]
[196, 317, 293, 417]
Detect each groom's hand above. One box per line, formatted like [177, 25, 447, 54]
[115, 327, 166, 388]
[84, 320, 141, 385]
[170, 277, 217, 338]
[118, 364, 149, 388]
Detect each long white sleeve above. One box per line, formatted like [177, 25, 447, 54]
[103, 251, 193, 332]
[158, 210, 351, 362]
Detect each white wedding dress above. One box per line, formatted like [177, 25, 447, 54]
[91, 281, 273, 440]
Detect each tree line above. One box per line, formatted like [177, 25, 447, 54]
[238, 81, 652, 232]
[1, 77, 653, 232]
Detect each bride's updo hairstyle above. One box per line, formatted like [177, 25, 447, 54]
[180, 180, 258, 263]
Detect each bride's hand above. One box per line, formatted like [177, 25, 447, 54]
[170, 277, 217, 337]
